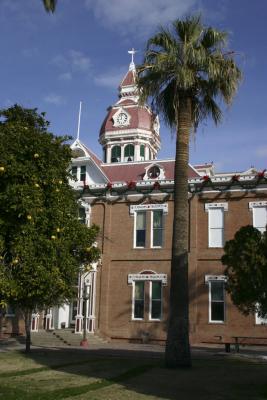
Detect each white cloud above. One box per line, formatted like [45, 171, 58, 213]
[84, 0, 198, 36]
[69, 50, 91, 72]
[94, 66, 127, 89]
[44, 94, 66, 105]
[59, 72, 72, 81]
[51, 50, 91, 76]
[255, 146, 267, 158]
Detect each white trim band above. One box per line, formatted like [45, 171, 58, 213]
[205, 203, 228, 212]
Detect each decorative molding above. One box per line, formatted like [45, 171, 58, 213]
[128, 273, 167, 285]
[249, 201, 267, 209]
[205, 203, 228, 212]
[130, 203, 168, 215]
[205, 275, 227, 284]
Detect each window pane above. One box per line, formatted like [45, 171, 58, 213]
[253, 207, 267, 231]
[134, 282, 144, 319]
[136, 212, 146, 247]
[151, 282, 162, 319]
[211, 281, 224, 301]
[136, 230, 146, 247]
[153, 211, 163, 247]
[124, 144, 134, 157]
[152, 282, 161, 299]
[80, 165, 86, 181]
[153, 210, 163, 228]
[111, 146, 121, 162]
[151, 301, 161, 319]
[140, 145, 145, 157]
[211, 302, 224, 322]
[135, 281, 144, 300]
[210, 281, 225, 322]
[209, 228, 223, 247]
[136, 212, 146, 229]
[78, 208, 86, 224]
[209, 208, 224, 228]
[71, 166, 77, 178]
[153, 230, 163, 247]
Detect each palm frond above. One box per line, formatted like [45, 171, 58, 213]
[137, 15, 242, 129]
[43, 0, 57, 13]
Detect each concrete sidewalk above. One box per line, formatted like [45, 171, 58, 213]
[1, 336, 267, 362]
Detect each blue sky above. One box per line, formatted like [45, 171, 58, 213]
[0, 0, 266, 172]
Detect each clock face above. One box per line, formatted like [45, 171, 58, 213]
[117, 112, 128, 125]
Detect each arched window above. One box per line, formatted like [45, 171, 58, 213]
[140, 145, 145, 161]
[124, 144, 134, 162]
[111, 146, 121, 163]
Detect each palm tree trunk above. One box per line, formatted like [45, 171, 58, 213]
[165, 96, 192, 368]
[24, 311, 32, 353]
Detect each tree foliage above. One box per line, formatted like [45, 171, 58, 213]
[137, 15, 242, 368]
[42, 0, 57, 13]
[0, 105, 100, 349]
[222, 225, 267, 318]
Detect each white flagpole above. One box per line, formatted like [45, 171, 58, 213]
[77, 101, 82, 140]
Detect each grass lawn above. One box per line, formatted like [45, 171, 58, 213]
[0, 348, 267, 399]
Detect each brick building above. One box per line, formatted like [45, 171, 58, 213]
[3, 56, 267, 345]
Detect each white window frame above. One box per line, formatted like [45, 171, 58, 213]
[151, 210, 164, 248]
[249, 202, 267, 233]
[149, 281, 162, 321]
[205, 203, 228, 248]
[207, 278, 226, 324]
[130, 204, 168, 249]
[132, 281, 145, 320]
[133, 211, 146, 248]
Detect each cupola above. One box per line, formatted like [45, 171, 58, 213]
[99, 49, 161, 164]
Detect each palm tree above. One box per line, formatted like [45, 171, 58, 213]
[137, 15, 242, 368]
[42, 0, 57, 13]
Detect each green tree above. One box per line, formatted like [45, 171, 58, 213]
[137, 15, 242, 368]
[43, 0, 57, 12]
[0, 105, 100, 352]
[222, 225, 267, 318]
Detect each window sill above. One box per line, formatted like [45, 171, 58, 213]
[208, 321, 225, 324]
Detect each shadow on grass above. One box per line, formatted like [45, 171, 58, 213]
[0, 346, 267, 400]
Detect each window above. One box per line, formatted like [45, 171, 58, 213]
[205, 203, 228, 248]
[135, 212, 146, 247]
[6, 304, 15, 317]
[150, 281, 162, 320]
[80, 165, 86, 182]
[124, 144, 134, 162]
[131, 205, 168, 249]
[209, 280, 225, 323]
[152, 210, 163, 247]
[111, 146, 121, 163]
[252, 205, 267, 233]
[78, 207, 86, 224]
[140, 145, 145, 161]
[148, 166, 160, 179]
[255, 311, 267, 325]
[71, 166, 77, 179]
[133, 281, 144, 319]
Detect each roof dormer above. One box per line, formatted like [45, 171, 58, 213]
[143, 163, 165, 180]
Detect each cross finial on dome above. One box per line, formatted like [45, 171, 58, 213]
[128, 48, 137, 71]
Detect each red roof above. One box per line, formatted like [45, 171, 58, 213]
[100, 105, 152, 136]
[83, 145, 103, 168]
[101, 160, 200, 182]
[120, 69, 136, 87]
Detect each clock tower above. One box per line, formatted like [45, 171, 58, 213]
[99, 50, 161, 164]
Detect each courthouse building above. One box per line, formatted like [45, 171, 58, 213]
[4, 57, 267, 345]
